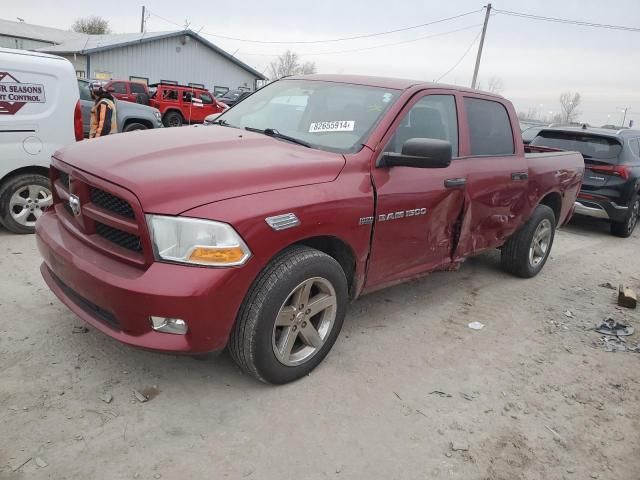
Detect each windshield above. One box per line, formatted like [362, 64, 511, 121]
[214, 79, 400, 153]
[531, 130, 623, 162]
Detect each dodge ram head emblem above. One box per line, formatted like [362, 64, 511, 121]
[69, 194, 81, 216]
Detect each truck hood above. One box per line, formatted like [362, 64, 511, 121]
[55, 125, 346, 214]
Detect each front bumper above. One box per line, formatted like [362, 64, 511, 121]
[36, 210, 249, 353]
[574, 196, 628, 222]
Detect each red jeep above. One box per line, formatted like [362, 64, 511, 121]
[149, 83, 227, 127]
[102, 80, 150, 105]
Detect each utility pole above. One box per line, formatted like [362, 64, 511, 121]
[471, 3, 492, 89]
[140, 5, 146, 33]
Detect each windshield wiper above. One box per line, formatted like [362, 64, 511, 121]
[244, 126, 311, 148]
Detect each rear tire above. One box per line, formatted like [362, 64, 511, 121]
[610, 195, 639, 238]
[229, 246, 348, 384]
[163, 111, 183, 127]
[0, 174, 52, 234]
[501, 204, 556, 278]
[123, 122, 148, 133]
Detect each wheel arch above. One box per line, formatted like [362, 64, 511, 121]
[538, 191, 562, 224]
[0, 165, 50, 188]
[162, 108, 184, 119]
[289, 235, 358, 299]
[122, 118, 153, 130]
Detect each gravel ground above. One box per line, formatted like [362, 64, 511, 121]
[1, 217, 639, 480]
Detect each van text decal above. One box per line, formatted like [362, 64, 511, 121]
[0, 72, 46, 115]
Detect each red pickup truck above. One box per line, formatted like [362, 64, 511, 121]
[36, 75, 584, 384]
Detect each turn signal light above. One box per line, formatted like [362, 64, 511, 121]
[188, 246, 246, 264]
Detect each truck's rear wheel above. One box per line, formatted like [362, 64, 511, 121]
[610, 195, 639, 238]
[229, 246, 348, 384]
[163, 111, 183, 127]
[501, 204, 555, 278]
[0, 174, 52, 234]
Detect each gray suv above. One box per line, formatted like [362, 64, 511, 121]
[78, 79, 163, 136]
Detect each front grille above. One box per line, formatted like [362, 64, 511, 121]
[96, 222, 143, 253]
[90, 187, 135, 219]
[50, 270, 120, 329]
[58, 171, 70, 189]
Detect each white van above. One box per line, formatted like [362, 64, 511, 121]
[0, 48, 81, 233]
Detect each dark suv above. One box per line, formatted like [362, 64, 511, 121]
[531, 126, 640, 237]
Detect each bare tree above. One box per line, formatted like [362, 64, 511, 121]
[268, 50, 317, 80]
[476, 76, 504, 94]
[559, 92, 582, 123]
[72, 16, 111, 35]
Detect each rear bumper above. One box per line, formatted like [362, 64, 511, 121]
[36, 210, 250, 353]
[574, 197, 628, 222]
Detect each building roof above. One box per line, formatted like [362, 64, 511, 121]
[0, 18, 83, 44]
[0, 18, 265, 80]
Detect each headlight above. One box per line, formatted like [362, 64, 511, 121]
[154, 111, 162, 121]
[146, 215, 251, 267]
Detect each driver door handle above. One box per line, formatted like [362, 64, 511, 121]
[444, 178, 466, 188]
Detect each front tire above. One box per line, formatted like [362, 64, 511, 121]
[0, 174, 52, 234]
[611, 195, 639, 238]
[229, 246, 348, 384]
[501, 204, 556, 278]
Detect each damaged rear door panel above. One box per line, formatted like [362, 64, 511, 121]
[453, 96, 529, 259]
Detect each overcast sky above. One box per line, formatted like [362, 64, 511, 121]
[4, 0, 639, 126]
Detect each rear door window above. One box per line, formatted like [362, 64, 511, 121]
[465, 98, 515, 156]
[630, 138, 640, 157]
[531, 131, 623, 162]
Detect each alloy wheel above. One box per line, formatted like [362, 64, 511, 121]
[529, 218, 552, 267]
[9, 184, 52, 227]
[272, 277, 337, 366]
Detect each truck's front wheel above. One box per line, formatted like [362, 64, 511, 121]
[500, 204, 556, 278]
[229, 246, 348, 384]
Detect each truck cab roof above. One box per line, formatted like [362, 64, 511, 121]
[286, 74, 505, 98]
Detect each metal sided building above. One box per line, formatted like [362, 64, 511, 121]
[0, 18, 265, 95]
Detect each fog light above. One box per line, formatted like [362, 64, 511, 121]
[150, 316, 188, 335]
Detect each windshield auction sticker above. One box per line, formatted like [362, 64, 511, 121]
[0, 72, 46, 115]
[309, 121, 355, 133]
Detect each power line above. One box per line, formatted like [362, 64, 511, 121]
[240, 23, 483, 57]
[493, 8, 640, 33]
[435, 28, 483, 82]
[146, 8, 483, 44]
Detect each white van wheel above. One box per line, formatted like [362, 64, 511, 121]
[0, 174, 52, 234]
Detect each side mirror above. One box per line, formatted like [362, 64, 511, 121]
[381, 138, 452, 168]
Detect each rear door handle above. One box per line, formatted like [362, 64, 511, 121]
[511, 172, 529, 181]
[444, 178, 466, 188]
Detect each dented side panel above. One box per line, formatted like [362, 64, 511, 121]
[452, 155, 529, 259]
